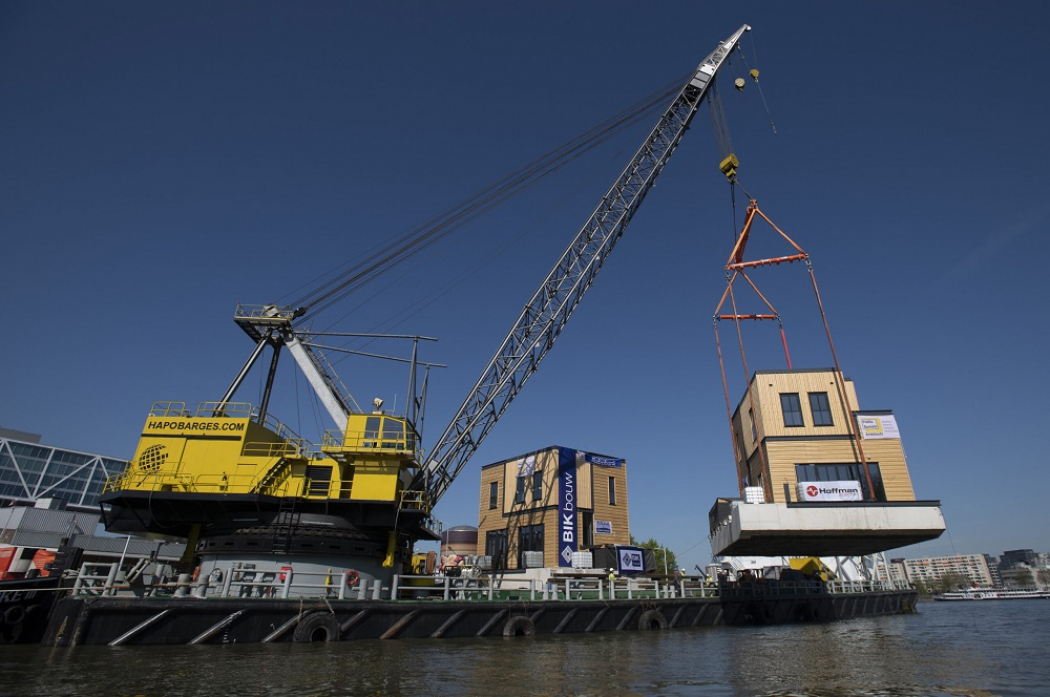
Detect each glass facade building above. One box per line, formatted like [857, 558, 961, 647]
[0, 430, 128, 512]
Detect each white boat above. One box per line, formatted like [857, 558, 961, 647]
[933, 588, 1050, 601]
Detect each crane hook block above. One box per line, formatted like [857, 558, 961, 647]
[734, 77, 746, 91]
[750, 69, 760, 82]
[719, 153, 739, 180]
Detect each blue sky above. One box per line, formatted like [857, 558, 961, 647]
[3, 2, 1048, 570]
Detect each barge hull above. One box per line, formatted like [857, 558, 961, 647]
[42, 589, 917, 646]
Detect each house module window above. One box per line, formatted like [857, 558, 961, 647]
[515, 476, 526, 504]
[780, 393, 804, 427]
[532, 470, 543, 501]
[809, 392, 833, 426]
[485, 529, 508, 570]
[489, 481, 499, 509]
[517, 524, 544, 568]
[608, 476, 617, 506]
[748, 408, 757, 442]
[795, 462, 886, 501]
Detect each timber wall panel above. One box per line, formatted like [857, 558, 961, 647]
[765, 439, 915, 503]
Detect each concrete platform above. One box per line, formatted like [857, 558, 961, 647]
[710, 500, 946, 557]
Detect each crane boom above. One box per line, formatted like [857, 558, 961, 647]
[419, 25, 751, 504]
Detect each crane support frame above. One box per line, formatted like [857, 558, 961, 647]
[418, 25, 752, 504]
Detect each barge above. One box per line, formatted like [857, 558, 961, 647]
[38, 561, 917, 646]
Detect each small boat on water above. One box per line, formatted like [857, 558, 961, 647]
[0, 575, 63, 644]
[934, 588, 1049, 601]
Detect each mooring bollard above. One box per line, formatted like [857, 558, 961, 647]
[174, 573, 192, 598]
[193, 577, 209, 598]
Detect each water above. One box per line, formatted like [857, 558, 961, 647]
[2, 601, 1046, 696]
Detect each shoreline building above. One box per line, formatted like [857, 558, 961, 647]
[899, 553, 995, 588]
[0, 428, 128, 512]
[477, 446, 630, 570]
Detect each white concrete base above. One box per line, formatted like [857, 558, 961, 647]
[710, 501, 946, 557]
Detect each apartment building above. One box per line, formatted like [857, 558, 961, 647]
[477, 446, 630, 570]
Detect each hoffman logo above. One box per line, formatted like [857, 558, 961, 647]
[807, 484, 858, 496]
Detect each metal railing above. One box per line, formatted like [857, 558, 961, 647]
[321, 428, 418, 457]
[148, 400, 302, 444]
[66, 560, 916, 603]
[103, 467, 311, 497]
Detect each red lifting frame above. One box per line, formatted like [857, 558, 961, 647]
[712, 200, 876, 502]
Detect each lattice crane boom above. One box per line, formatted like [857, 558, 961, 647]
[419, 25, 751, 504]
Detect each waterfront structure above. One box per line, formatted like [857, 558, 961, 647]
[709, 369, 944, 557]
[477, 446, 630, 569]
[728, 369, 916, 504]
[900, 553, 995, 588]
[0, 498, 185, 580]
[984, 554, 1004, 587]
[999, 549, 1041, 568]
[876, 557, 910, 584]
[0, 428, 128, 511]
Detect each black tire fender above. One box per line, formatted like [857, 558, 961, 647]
[502, 615, 535, 637]
[293, 612, 341, 643]
[637, 609, 668, 630]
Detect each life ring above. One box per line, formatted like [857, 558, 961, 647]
[345, 569, 360, 587]
[293, 612, 342, 643]
[637, 609, 668, 630]
[502, 615, 535, 637]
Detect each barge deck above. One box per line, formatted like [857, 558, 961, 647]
[37, 563, 918, 646]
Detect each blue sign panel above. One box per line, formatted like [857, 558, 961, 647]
[557, 447, 577, 567]
[582, 452, 623, 468]
[616, 545, 646, 575]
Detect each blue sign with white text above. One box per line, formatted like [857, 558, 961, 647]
[557, 447, 577, 567]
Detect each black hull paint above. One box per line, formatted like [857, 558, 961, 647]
[41, 588, 918, 646]
[0, 576, 62, 645]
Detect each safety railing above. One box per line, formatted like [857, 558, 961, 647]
[825, 578, 913, 594]
[148, 400, 302, 444]
[322, 428, 418, 457]
[71, 562, 376, 600]
[242, 440, 304, 458]
[69, 561, 914, 604]
[103, 468, 309, 497]
[718, 578, 913, 597]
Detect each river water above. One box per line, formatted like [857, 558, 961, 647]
[1, 600, 1046, 696]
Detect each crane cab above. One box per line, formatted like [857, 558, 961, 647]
[322, 413, 422, 505]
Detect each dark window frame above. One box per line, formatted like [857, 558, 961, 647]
[780, 393, 805, 427]
[532, 470, 543, 502]
[518, 523, 544, 568]
[808, 392, 834, 426]
[608, 475, 617, 506]
[794, 462, 885, 501]
[514, 476, 526, 504]
[485, 529, 508, 570]
[489, 481, 499, 509]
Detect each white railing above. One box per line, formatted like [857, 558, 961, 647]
[68, 561, 916, 602]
